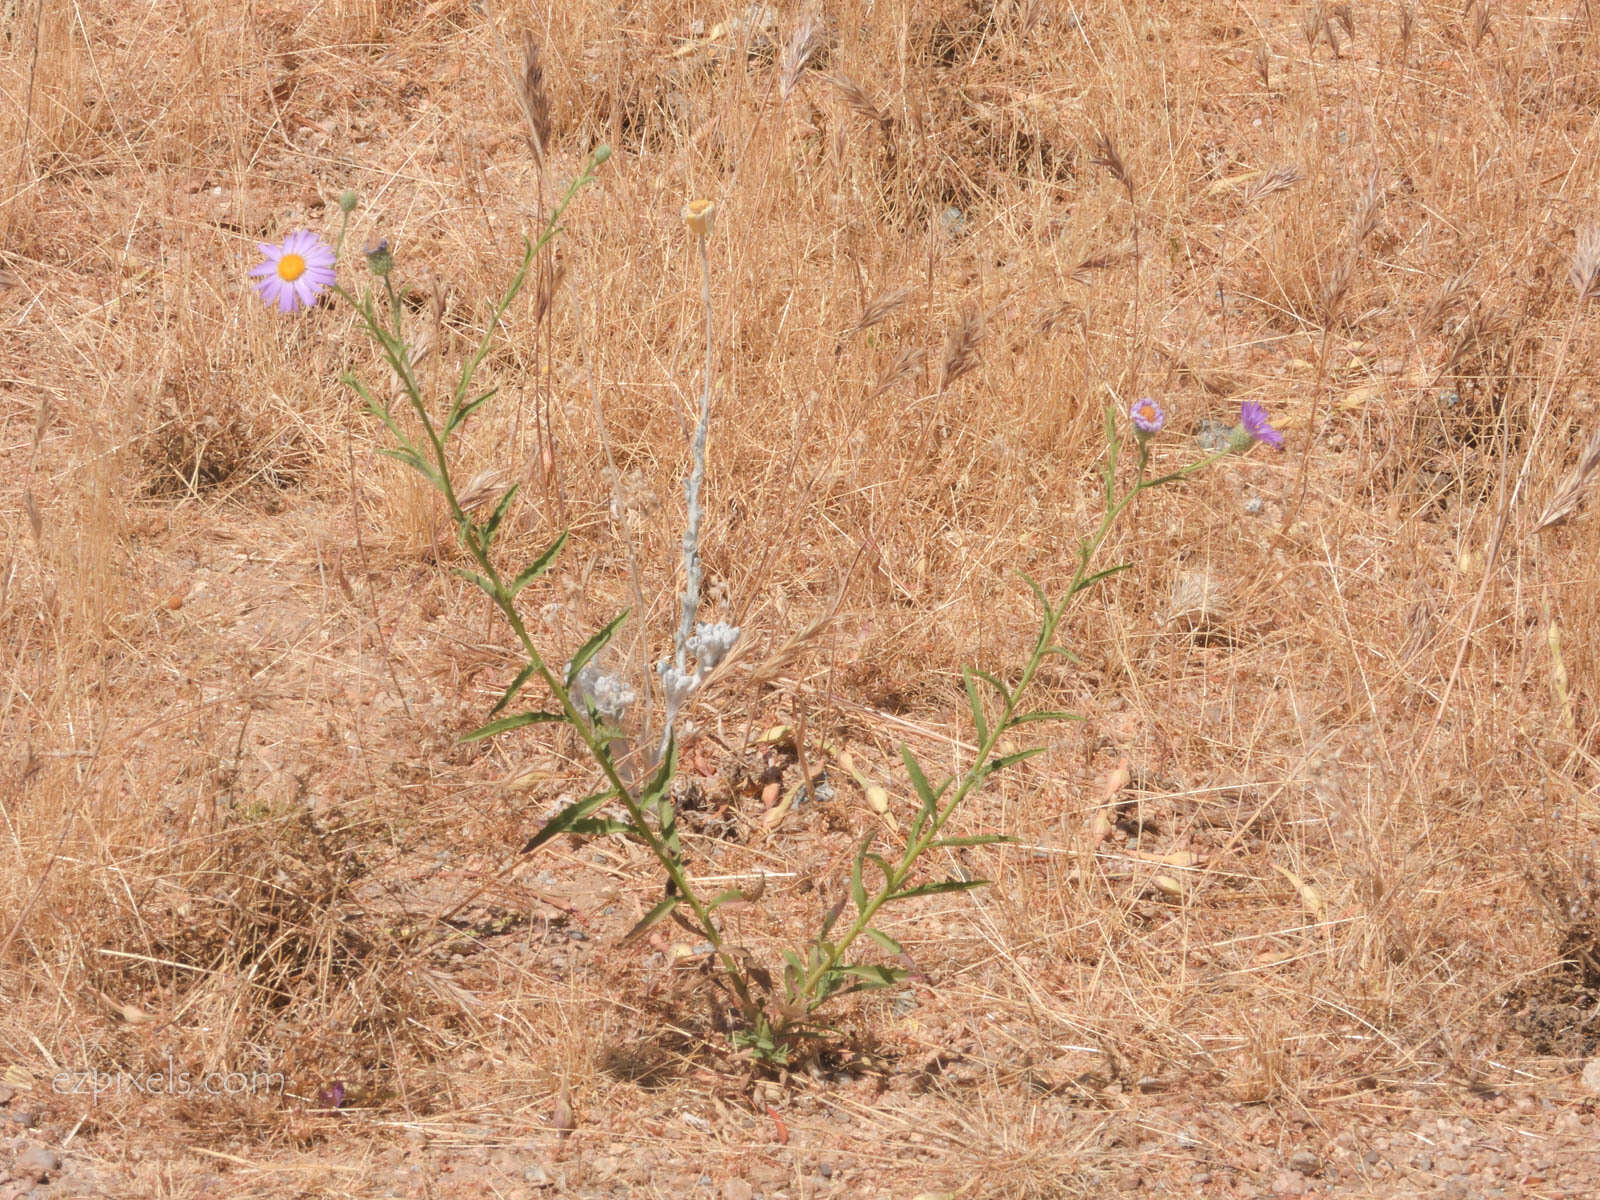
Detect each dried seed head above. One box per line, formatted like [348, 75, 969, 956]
[843, 286, 914, 339]
[938, 307, 983, 392]
[780, 14, 828, 100]
[1532, 427, 1600, 534]
[1254, 42, 1271, 88]
[1570, 224, 1600, 301]
[1243, 165, 1301, 206]
[826, 73, 891, 134]
[1090, 127, 1133, 196]
[518, 33, 552, 165]
[1398, 5, 1414, 49]
[682, 198, 716, 238]
[869, 346, 925, 399]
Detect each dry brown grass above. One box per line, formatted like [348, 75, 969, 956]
[5, 1, 1600, 1196]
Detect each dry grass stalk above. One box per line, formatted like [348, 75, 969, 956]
[938, 307, 983, 392]
[844, 286, 914, 338]
[1531, 428, 1600, 534]
[1071, 237, 1138, 284]
[1570, 224, 1600, 301]
[518, 32, 552, 165]
[1468, 0, 1492, 50]
[1243, 165, 1301, 206]
[1332, 2, 1355, 38]
[779, 14, 828, 100]
[869, 345, 924, 398]
[1090, 127, 1133, 201]
[1422, 273, 1475, 332]
[1399, 5, 1415, 50]
[1320, 170, 1384, 323]
[826, 73, 891, 134]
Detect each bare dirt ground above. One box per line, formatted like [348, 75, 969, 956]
[5, 1, 1600, 1196]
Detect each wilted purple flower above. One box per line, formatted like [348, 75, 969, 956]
[315, 1080, 347, 1110]
[1238, 400, 1283, 450]
[1130, 397, 1166, 437]
[250, 230, 336, 313]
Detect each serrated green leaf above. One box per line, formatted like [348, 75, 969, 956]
[619, 895, 679, 944]
[886, 878, 988, 902]
[489, 662, 538, 717]
[565, 610, 629, 688]
[519, 788, 621, 853]
[511, 531, 569, 597]
[460, 710, 564, 742]
[864, 927, 904, 955]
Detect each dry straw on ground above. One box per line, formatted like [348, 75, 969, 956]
[4, 2, 1600, 1196]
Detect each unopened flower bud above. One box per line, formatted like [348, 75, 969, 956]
[363, 237, 393, 277]
[338, 189, 359, 214]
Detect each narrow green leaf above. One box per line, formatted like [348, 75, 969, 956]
[483, 483, 520, 546]
[865, 852, 895, 890]
[565, 817, 632, 838]
[1073, 562, 1133, 593]
[519, 788, 621, 853]
[445, 386, 499, 436]
[565, 610, 629, 688]
[819, 893, 849, 938]
[619, 895, 679, 945]
[489, 662, 538, 717]
[1006, 709, 1083, 727]
[835, 962, 907, 991]
[376, 446, 438, 483]
[962, 667, 988, 744]
[850, 831, 876, 916]
[928, 834, 1013, 849]
[1038, 643, 1083, 662]
[886, 878, 988, 902]
[453, 567, 496, 599]
[1016, 569, 1054, 621]
[511, 531, 569, 597]
[864, 927, 904, 955]
[460, 710, 563, 742]
[970, 667, 1012, 707]
[899, 745, 950, 814]
[984, 747, 1046, 774]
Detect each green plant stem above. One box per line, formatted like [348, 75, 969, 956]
[341, 153, 756, 1021]
[794, 436, 1224, 1014]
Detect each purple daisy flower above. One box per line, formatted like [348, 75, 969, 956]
[250, 230, 336, 313]
[1239, 400, 1283, 450]
[1130, 397, 1166, 437]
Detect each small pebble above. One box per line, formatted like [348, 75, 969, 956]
[14, 1143, 62, 1183]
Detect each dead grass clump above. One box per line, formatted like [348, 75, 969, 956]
[1507, 842, 1600, 1056]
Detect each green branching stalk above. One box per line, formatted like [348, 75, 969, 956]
[786, 414, 1228, 1023]
[340, 150, 760, 1024]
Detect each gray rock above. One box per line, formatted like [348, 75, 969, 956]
[14, 1143, 62, 1182]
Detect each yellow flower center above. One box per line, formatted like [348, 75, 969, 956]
[276, 253, 307, 282]
[1136, 402, 1157, 421]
